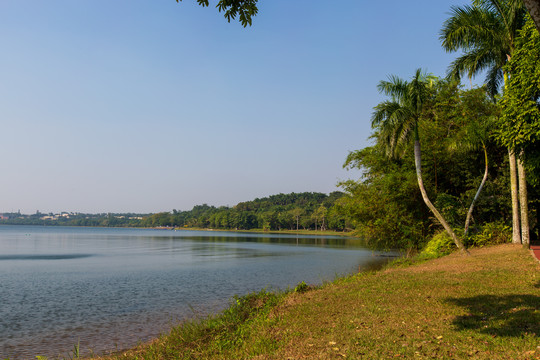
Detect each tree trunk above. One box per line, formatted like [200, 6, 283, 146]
[503, 69, 521, 245]
[523, 0, 540, 33]
[509, 150, 521, 244]
[517, 152, 530, 248]
[464, 144, 488, 237]
[414, 140, 468, 253]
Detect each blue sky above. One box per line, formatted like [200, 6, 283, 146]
[0, 0, 469, 214]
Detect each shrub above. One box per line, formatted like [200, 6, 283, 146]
[466, 222, 511, 247]
[421, 231, 455, 258]
[294, 281, 309, 293]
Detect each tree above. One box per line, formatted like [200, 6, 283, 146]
[498, 19, 540, 152]
[312, 205, 327, 231]
[289, 208, 304, 231]
[176, 0, 258, 27]
[440, 0, 526, 97]
[339, 146, 428, 250]
[498, 18, 540, 246]
[440, 0, 527, 245]
[372, 69, 468, 253]
[327, 205, 347, 231]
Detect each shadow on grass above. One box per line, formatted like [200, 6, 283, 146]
[446, 294, 540, 337]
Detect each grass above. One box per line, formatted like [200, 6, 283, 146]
[91, 244, 539, 359]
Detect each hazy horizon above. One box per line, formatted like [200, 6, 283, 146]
[1, 189, 341, 215]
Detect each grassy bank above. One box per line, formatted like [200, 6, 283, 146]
[94, 244, 539, 360]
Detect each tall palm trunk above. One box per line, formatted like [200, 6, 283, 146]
[413, 137, 468, 253]
[464, 143, 488, 237]
[509, 150, 522, 244]
[504, 71, 522, 245]
[517, 152, 530, 247]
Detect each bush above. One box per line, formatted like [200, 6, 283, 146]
[294, 281, 309, 293]
[225, 290, 280, 324]
[421, 231, 455, 258]
[466, 222, 511, 247]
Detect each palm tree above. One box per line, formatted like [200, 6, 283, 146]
[440, 0, 528, 245]
[372, 69, 468, 253]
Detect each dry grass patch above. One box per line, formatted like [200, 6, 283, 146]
[265, 244, 539, 360]
[407, 244, 535, 274]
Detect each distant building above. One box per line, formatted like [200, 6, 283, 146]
[40, 216, 57, 220]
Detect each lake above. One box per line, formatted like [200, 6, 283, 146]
[0, 225, 395, 359]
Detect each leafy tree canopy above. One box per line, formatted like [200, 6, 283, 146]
[176, 0, 258, 27]
[498, 18, 540, 153]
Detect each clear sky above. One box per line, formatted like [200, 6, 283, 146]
[0, 0, 469, 214]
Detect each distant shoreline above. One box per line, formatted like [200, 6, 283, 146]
[0, 222, 358, 238]
[165, 226, 357, 237]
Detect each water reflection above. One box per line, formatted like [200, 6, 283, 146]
[0, 254, 94, 260]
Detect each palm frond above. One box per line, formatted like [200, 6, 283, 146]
[409, 69, 437, 113]
[371, 101, 415, 157]
[371, 101, 400, 128]
[447, 46, 505, 82]
[441, 0, 515, 86]
[440, 5, 503, 52]
[481, 0, 527, 43]
[484, 64, 504, 98]
[372, 70, 436, 158]
[377, 76, 408, 102]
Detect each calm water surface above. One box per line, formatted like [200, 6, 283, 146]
[0, 226, 395, 359]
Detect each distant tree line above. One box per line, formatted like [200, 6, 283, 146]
[140, 192, 348, 231]
[0, 192, 348, 232]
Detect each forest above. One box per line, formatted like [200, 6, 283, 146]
[139, 192, 346, 230]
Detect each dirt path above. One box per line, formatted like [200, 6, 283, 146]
[531, 244, 540, 262]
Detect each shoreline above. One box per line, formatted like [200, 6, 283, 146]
[151, 226, 358, 238]
[0, 222, 358, 238]
[92, 244, 540, 360]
